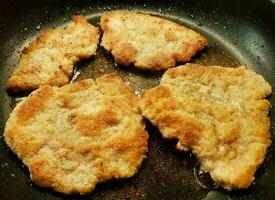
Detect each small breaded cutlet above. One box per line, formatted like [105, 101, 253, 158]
[100, 12, 207, 70]
[140, 63, 272, 190]
[4, 73, 148, 195]
[7, 16, 100, 92]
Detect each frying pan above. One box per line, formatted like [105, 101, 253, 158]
[0, 0, 275, 199]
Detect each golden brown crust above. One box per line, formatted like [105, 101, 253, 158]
[4, 73, 148, 195]
[16, 86, 53, 123]
[100, 12, 208, 70]
[7, 15, 100, 92]
[140, 63, 272, 190]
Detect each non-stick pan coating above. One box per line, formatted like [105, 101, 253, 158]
[0, 0, 275, 199]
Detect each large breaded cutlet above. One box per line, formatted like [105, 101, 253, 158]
[4, 73, 148, 195]
[100, 12, 207, 70]
[7, 16, 100, 92]
[140, 63, 272, 190]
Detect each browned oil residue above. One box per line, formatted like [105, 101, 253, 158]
[75, 47, 162, 96]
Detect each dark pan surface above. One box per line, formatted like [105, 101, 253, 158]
[0, 0, 275, 199]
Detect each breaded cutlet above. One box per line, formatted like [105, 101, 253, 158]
[140, 63, 272, 190]
[4, 73, 148, 195]
[100, 12, 207, 70]
[7, 15, 100, 92]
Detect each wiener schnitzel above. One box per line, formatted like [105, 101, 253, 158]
[7, 15, 100, 92]
[100, 12, 207, 70]
[140, 63, 271, 190]
[4, 73, 148, 194]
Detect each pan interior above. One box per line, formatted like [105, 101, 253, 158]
[0, 1, 274, 200]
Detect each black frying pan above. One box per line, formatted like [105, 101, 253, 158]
[0, 0, 275, 199]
